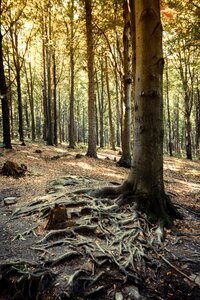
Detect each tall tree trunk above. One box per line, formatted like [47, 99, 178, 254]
[118, 0, 132, 167]
[196, 80, 200, 158]
[105, 55, 115, 151]
[125, 0, 181, 225]
[114, 68, 121, 147]
[58, 89, 62, 143]
[42, 13, 48, 141]
[85, 1, 181, 230]
[46, 3, 53, 146]
[165, 60, 173, 156]
[24, 100, 30, 138]
[6, 38, 14, 140]
[69, 0, 76, 148]
[0, 31, 12, 148]
[99, 59, 104, 148]
[25, 62, 35, 141]
[85, 0, 97, 157]
[11, 31, 24, 143]
[52, 49, 57, 146]
[185, 92, 192, 159]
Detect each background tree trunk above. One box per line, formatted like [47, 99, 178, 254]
[10, 30, 24, 143]
[118, 0, 132, 167]
[105, 55, 116, 151]
[0, 31, 12, 148]
[69, 0, 76, 148]
[85, 0, 97, 157]
[165, 59, 173, 156]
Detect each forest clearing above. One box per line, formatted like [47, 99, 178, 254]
[0, 143, 199, 299]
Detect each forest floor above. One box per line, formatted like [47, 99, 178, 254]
[0, 142, 200, 300]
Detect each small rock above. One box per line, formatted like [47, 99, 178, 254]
[125, 286, 144, 300]
[4, 197, 17, 205]
[115, 292, 123, 300]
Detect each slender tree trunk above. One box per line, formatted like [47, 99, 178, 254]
[29, 62, 35, 141]
[24, 100, 30, 138]
[42, 14, 48, 141]
[185, 92, 192, 159]
[25, 62, 35, 141]
[99, 59, 104, 148]
[16, 64, 24, 143]
[0, 31, 12, 148]
[11, 31, 24, 143]
[58, 89, 62, 143]
[118, 0, 132, 167]
[46, 42, 53, 145]
[105, 55, 115, 151]
[52, 49, 57, 146]
[114, 69, 121, 147]
[6, 39, 14, 140]
[85, 0, 97, 157]
[69, 0, 76, 148]
[196, 81, 200, 158]
[165, 60, 173, 156]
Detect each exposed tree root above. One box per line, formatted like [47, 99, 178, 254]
[5, 178, 199, 299]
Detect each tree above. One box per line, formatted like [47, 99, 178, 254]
[0, 0, 12, 148]
[85, 0, 97, 158]
[81, 0, 181, 230]
[0, 30, 12, 148]
[105, 54, 116, 150]
[68, 0, 76, 149]
[118, 0, 132, 167]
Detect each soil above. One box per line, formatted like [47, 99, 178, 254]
[0, 142, 199, 300]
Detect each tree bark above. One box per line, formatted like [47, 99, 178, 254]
[68, 0, 76, 148]
[118, 0, 132, 167]
[10, 30, 24, 143]
[0, 31, 12, 148]
[25, 62, 35, 141]
[85, 0, 97, 158]
[105, 55, 116, 151]
[165, 59, 173, 156]
[126, 0, 181, 224]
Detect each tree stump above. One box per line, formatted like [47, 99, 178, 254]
[45, 204, 75, 230]
[1, 160, 27, 177]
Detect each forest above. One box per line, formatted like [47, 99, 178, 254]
[0, 0, 200, 299]
[0, 0, 199, 159]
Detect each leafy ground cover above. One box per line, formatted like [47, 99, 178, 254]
[0, 143, 199, 299]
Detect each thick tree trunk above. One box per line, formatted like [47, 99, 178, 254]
[85, 0, 97, 158]
[84, 1, 181, 227]
[0, 32, 12, 148]
[125, 0, 180, 224]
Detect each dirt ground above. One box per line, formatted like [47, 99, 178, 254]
[0, 142, 199, 299]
